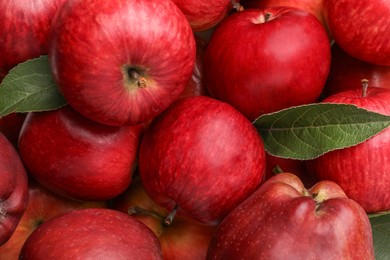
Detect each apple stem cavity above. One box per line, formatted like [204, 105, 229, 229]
[164, 205, 178, 226]
[361, 79, 369, 97]
[123, 65, 147, 89]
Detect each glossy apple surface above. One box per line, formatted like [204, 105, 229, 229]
[306, 86, 390, 213]
[207, 173, 374, 259]
[112, 175, 217, 260]
[18, 105, 142, 201]
[203, 7, 330, 121]
[0, 180, 106, 259]
[139, 96, 266, 224]
[49, 0, 196, 126]
[0, 133, 28, 246]
[0, 0, 66, 78]
[323, 0, 390, 66]
[19, 208, 163, 259]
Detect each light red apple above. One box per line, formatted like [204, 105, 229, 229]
[203, 7, 331, 121]
[19, 208, 163, 259]
[139, 96, 266, 224]
[207, 173, 375, 259]
[112, 175, 217, 260]
[49, 0, 196, 126]
[306, 84, 390, 213]
[323, 0, 390, 66]
[0, 180, 107, 260]
[18, 105, 142, 201]
[0, 132, 28, 246]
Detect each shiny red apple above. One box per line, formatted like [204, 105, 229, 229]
[203, 7, 331, 121]
[49, 0, 196, 126]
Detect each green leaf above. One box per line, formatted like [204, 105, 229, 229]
[254, 103, 390, 160]
[0, 55, 67, 117]
[369, 212, 390, 260]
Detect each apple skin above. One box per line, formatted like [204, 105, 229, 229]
[207, 173, 374, 260]
[306, 87, 390, 213]
[0, 113, 26, 147]
[19, 208, 163, 259]
[0, 133, 29, 246]
[0, 180, 107, 260]
[171, 0, 233, 32]
[322, 44, 390, 97]
[203, 7, 331, 121]
[323, 0, 390, 66]
[139, 96, 266, 224]
[112, 175, 218, 260]
[0, 0, 66, 78]
[49, 0, 196, 126]
[18, 105, 143, 201]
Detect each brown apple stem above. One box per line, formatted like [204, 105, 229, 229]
[272, 165, 284, 175]
[128, 206, 164, 221]
[231, 0, 244, 12]
[164, 205, 178, 226]
[361, 79, 369, 97]
[264, 12, 272, 22]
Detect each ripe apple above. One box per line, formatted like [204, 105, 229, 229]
[322, 43, 390, 97]
[49, 0, 196, 126]
[0, 0, 67, 78]
[323, 0, 390, 66]
[0, 133, 28, 246]
[306, 84, 390, 213]
[203, 7, 331, 121]
[112, 175, 218, 260]
[138, 96, 266, 224]
[171, 0, 234, 32]
[19, 208, 163, 259]
[207, 173, 375, 259]
[0, 113, 26, 147]
[18, 105, 143, 201]
[0, 180, 107, 259]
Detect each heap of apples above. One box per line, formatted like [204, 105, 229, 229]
[1, 0, 389, 259]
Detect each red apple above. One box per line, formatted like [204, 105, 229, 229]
[139, 96, 266, 225]
[0, 180, 107, 259]
[19, 208, 163, 259]
[171, 0, 234, 32]
[112, 175, 217, 260]
[306, 84, 390, 213]
[0, 0, 67, 78]
[203, 7, 331, 121]
[322, 43, 390, 97]
[0, 132, 28, 246]
[18, 105, 142, 201]
[323, 0, 390, 66]
[49, 0, 196, 126]
[0, 113, 26, 147]
[207, 173, 375, 259]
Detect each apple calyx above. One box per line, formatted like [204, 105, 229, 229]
[361, 79, 369, 97]
[122, 65, 148, 90]
[164, 205, 178, 226]
[230, 0, 244, 12]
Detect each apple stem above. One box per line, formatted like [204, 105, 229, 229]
[361, 79, 369, 97]
[231, 0, 244, 12]
[264, 12, 272, 22]
[164, 205, 178, 226]
[272, 165, 284, 174]
[128, 206, 164, 221]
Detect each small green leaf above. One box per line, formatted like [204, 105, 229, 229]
[254, 103, 390, 160]
[0, 55, 67, 117]
[369, 212, 390, 260]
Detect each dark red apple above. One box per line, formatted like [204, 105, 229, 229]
[207, 173, 375, 259]
[0, 0, 66, 78]
[171, 0, 234, 32]
[19, 208, 163, 259]
[112, 175, 217, 260]
[322, 43, 390, 97]
[18, 105, 142, 201]
[139, 96, 266, 225]
[49, 0, 196, 126]
[0, 133, 28, 246]
[306, 84, 390, 213]
[0, 113, 26, 147]
[203, 7, 331, 121]
[0, 180, 107, 259]
[323, 0, 390, 66]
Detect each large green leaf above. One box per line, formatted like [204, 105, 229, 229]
[254, 103, 390, 160]
[369, 212, 390, 259]
[0, 55, 67, 117]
